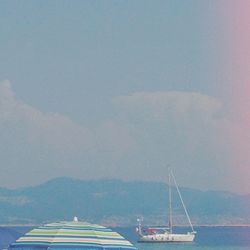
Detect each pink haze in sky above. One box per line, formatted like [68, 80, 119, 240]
[222, 1, 250, 192]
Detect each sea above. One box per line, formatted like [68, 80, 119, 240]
[0, 226, 250, 250]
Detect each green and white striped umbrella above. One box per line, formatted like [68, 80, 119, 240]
[9, 220, 136, 250]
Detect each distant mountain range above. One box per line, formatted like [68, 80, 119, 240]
[0, 178, 249, 226]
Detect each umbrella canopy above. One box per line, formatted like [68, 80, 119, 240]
[9, 220, 136, 250]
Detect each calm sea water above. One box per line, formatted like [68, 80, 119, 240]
[116, 226, 250, 250]
[1, 226, 250, 250]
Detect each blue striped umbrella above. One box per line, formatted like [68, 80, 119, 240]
[9, 220, 136, 250]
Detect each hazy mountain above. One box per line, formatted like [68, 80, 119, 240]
[0, 178, 249, 226]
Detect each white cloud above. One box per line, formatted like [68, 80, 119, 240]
[113, 91, 222, 123]
[0, 82, 243, 192]
[112, 91, 226, 150]
[0, 80, 94, 153]
[112, 91, 232, 190]
[0, 80, 137, 187]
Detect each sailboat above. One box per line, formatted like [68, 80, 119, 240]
[136, 170, 196, 243]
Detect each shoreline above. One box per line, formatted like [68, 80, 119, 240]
[1, 224, 250, 227]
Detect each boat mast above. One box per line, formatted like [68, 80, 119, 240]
[170, 170, 195, 232]
[136, 218, 143, 236]
[168, 171, 172, 233]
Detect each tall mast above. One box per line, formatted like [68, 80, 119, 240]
[168, 171, 172, 233]
[170, 170, 195, 232]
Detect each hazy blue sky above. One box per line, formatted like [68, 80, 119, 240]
[0, 1, 244, 192]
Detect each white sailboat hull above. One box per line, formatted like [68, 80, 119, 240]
[136, 170, 196, 243]
[139, 232, 195, 243]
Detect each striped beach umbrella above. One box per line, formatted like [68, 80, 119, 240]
[9, 219, 136, 250]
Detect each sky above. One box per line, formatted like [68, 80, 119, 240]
[0, 0, 249, 193]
